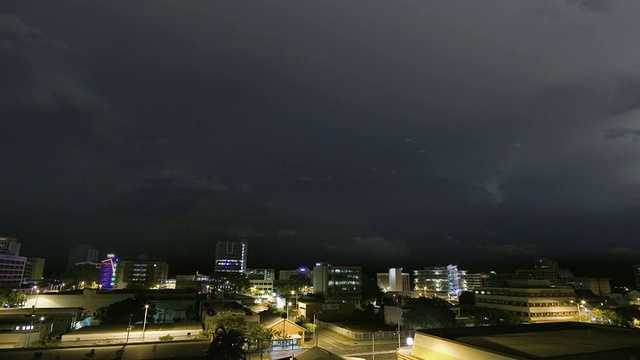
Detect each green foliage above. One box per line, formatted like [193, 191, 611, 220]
[30, 335, 63, 347]
[582, 308, 629, 327]
[402, 298, 458, 330]
[207, 327, 249, 360]
[94, 298, 156, 324]
[295, 316, 316, 333]
[275, 274, 313, 296]
[249, 324, 276, 352]
[159, 334, 174, 341]
[203, 313, 247, 336]
[471, 308, 522, 326]
[0, 286, 11, 306]
[59, 264, 100, 288]
[211, 272, 251, 294]
[7, 291, 27, 307]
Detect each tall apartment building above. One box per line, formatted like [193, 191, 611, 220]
[117, 260, 169, 289]
[67, 244, 100, 271]
[0, 237, 27, 287]
[214, 240, 247, 274]
[99, 254, 119, 290]
[377, 268, 411, 292]
[313, 262, 362, 302]
[414, 265, 466, 298]
[23, 257, 46, 281]
[474, 280, 577, 324]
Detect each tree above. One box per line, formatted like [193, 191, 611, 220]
[207, 327, 249, 360]
[204, 313, 247, 336]
[295, 316, 316, 336]
[471, 308, 521, 326]
[0, 286, 12, 306]
[249, 324, 277, 355]
[402, 298, 458, 330]
[94, 297, 156, 324]
[60, 264, 100, 288]
[7, 291, 27, 307]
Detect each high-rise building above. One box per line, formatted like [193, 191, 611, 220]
[67, 244, 100, 271]
[313, 262, 362, 302]
[117, 260, 169, 289]
[99, 254, 118, 290]
[23, 257, 46, 281]
[279, 267, 312, 280]
[414, 265, 466, 298]
[0, 237, 27, 287]
[214, 240, 247, 274]
[377, 268, 411, 292]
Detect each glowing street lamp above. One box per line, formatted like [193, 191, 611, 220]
[142, 304, 149, 340]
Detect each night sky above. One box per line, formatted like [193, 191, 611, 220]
[2, 1, 640, 278]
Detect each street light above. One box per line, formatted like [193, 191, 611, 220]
[142, 305, 149, 340]
[126, 314, 133, 343]
[313, 312, 321, 347]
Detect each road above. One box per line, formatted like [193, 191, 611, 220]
[0, 328, 404, 360]
[314, 328, 402, 360]
[0, 340, 210, 360]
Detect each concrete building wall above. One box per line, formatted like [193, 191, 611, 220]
[409, 332, 516, 360]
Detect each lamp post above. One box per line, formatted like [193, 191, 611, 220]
[142, 305, 149, 340]
[372, 332, 376, 360]
[397, 322, 401, 349]
[313, 312, 321, 347]
[126, 314, 133, 343]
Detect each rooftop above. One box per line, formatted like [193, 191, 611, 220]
[418, 322, 640, 359]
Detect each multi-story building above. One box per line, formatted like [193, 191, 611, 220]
[214, 240, 247, 275]
[414, 265, 466, 298]
[66, 244, 100, 271]
[98, 254, 118, 290]
[0, 237, 27, 287]
[279, 267, 312, 280]
[249, 279, 274, 296]
[246, 268, 275, 280]
[117, 260, 169, 289]
[23, 257, 46, 281]
[377, 268, 411, 292]
[573, 277, 611, 296]
[514, 258, 573, 286]
[474, 280, 577, 323]
[464, 273, 489, 291]
[313, 262, 362, 302]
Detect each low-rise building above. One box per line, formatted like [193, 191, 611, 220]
[473, 280, 576, 324]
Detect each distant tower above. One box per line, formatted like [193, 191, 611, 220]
[214, 240, 247, 274]
[67, 244, 100, 270]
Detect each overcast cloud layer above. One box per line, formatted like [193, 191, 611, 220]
[3, 1, 640, 273]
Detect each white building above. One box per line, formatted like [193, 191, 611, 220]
[0, 237, 27, 287]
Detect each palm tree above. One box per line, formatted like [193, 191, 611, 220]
[207, 326, 249, 360]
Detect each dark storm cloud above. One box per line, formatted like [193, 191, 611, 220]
[5, 1, 640, 271]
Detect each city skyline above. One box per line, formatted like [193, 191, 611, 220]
[3, 2, 640, 274]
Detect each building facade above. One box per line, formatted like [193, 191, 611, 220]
[116, 260, 169, 289]
[313, 262, 362, 302]
[23, 257, 45, 281]
[214, 240, 247, 275]
[474, 280, 577, 323]
[414, 265, 466, 298]
[246, 268, 275, 280]
[279, 267, 312, 280]
[98, 254, 118, 290]
[377, 268, 411, 292]
[66, 245, 100, 271]
[0, 237, 27, 287]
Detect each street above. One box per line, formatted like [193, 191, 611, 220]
[314, 327, 402, 360]
[0, 328, 404, 360]
[0, 340, 210, 360]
